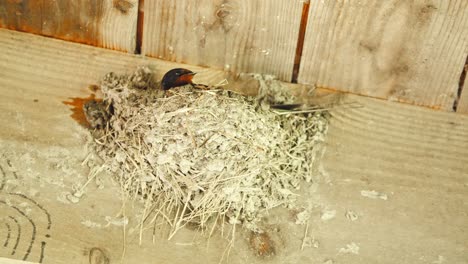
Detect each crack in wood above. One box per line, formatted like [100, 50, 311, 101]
[291, 0, 310, 83]
[135, 0, 145, 54]
[453, 55, 468, 111]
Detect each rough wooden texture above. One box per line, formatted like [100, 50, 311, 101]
[0, 0, 139, 52]
[0, 258, 36, 264]
[316, 96, 468, 263]
[298, 0, 468, 111]
[142, 0, 303, 82]
[1, 29, 468, 264]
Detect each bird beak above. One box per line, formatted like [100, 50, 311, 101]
[189, 72, 197, 75]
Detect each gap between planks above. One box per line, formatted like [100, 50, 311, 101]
[454, 55, 468, 112]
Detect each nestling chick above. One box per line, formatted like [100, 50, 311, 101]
[161, 68, 196, 90]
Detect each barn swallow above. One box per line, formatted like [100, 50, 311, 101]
[161, 68, 196, 90]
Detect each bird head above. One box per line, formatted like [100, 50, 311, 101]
[161, 68, 196, 90]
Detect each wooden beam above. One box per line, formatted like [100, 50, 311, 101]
[0, 29, 467, 264]
[298, 0, 468, 110]
[141, 0, 303, 82]
[0, 258, 37, 264]
[0, 0, 139, 52]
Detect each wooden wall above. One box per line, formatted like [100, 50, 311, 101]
[0, 0, 467, 113]
[0, 0, 138, 52]
[141, 0, 303, 82]
[298, 0, 468, 111]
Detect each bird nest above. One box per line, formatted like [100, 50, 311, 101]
[84, 67, 329, 239]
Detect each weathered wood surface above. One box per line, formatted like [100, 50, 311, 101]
[142, 0, 303, 82]
[1, 29, 468, 264]
[2, 0, 467, 112]
[0, 258, 36, 264]
[0, 0, 139, 52]
[298, 0, 468, 111]
[0, 29, 243, 264]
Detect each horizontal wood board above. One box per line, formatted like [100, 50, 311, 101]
[0, 29, 467, 264]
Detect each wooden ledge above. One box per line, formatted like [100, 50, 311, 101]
[0, 29, 467, 264]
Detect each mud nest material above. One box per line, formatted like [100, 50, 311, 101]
[86, 67, 329, 237]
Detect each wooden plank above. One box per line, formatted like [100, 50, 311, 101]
[311, 95, 468, 264]
[1, 29, 468, 264]
[318, 95, 468, 263]
[142, 0, 303, 82]
[298, 0, 468, 111]
[0, 0, 139, 52]
[0, 29, 236, 264]
[456, 61, 468, 114]
[0, 258, 37, 264]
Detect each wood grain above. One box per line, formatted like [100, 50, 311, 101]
[142, 0, 303, 81]
[313, 95, 468, 264]
[0, 0, 139, 52]
[0, 29, 467, 264]
[0, 258, 37, 264]
[298, 0, 468, 111]
[0, 28, 237, 264]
